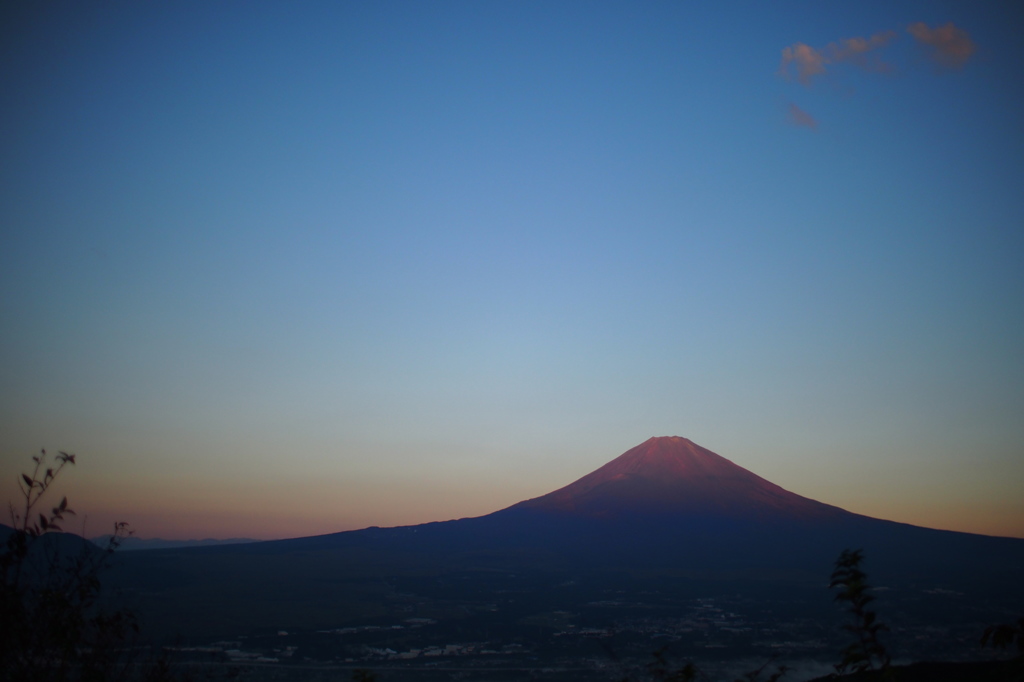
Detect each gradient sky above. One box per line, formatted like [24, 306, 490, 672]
[2, 1, 1022, 541]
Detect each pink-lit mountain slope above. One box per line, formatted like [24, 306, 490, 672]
[507, 436, 851, 522]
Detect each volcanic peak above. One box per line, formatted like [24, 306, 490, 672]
[509, 436, 849, 522]
[595, 436, 747, 480]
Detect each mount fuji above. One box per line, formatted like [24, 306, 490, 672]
[109, 437, 1024, 641]
[507, 436, 851, 521]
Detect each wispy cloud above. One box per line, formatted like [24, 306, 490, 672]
[779, 43, 827, 85]
[827, 31, 897, 71]
[908, 22, 975, 69]
[788, 103, 817, 130]
[779, 31, 896, 85]
[777, 22, 976, 128]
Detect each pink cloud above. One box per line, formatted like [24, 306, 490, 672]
[827, 31, 897, 71]
[779, 43, 827, 85]
[787, 102, 817, 130]
[908, 22, 975, 68]
[779, 31, 897, 85]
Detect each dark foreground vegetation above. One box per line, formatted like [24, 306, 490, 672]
[3, 451, 1022, 681]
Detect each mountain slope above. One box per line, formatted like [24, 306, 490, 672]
[106, 437, 1024, 642]
[508, 436, 851, 521]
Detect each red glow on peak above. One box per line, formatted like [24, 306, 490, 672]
[509, 436, 849, 522]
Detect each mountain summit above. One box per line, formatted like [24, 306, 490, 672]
[508, 436, 849, 522]
[109, 435, 1024, 642]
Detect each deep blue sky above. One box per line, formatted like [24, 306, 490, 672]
[2, 1, 1022, 539]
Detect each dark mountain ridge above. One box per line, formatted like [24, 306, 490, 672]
[105, 437, 1024, 643]
[90, 535, 259, 551]
[254, 437, 1020, 580]
[149, 436, 1020, 583]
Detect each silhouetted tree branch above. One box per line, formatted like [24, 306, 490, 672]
[1, 449, 136, 682]
[830, 548, 891, 676]
[982, 617, 1024, 656]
